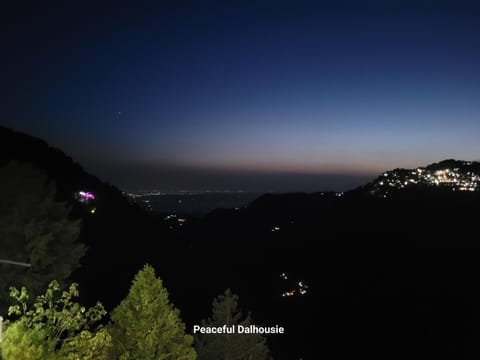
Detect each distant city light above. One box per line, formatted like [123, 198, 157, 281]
[371, 162, 479, 196]
[280, 273, 309, 298]
[282, 290, 296, 297]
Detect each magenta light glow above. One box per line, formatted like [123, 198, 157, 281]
[77, 191, 96, 200]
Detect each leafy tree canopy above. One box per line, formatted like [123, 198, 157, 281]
[0, 162, 85, 312]
[108, 264, 196, 360]
[0, 280, 111, 360]
[195, 289, 271, 360]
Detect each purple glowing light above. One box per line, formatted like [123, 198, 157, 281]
[78, 191, 96, 200]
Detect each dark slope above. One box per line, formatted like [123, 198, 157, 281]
[0, 126, 176, 309]
[175, 161, 480, 359]
[3, 126, 480, 359]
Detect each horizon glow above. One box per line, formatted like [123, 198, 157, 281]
[3, 1, 480, 191]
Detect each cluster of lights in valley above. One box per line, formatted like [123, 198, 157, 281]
[164, 214, 187, 229]
[73, 162, 479, 302]
[280, 272, 309, 298]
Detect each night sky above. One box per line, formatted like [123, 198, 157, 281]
[3, 1, 480, 192]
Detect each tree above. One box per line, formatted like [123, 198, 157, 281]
[195, 289, 271, 360]
[108, 265, 196, 360]
[0, 162, 85, 313]
[0, 280, 112, 360]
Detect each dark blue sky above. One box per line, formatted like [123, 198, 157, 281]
[3, 1, 480, 191]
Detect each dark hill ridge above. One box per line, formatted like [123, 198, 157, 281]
[191, 158, 480, 252]
[0, 126, 134, 215]
[364, 159, 480, 197]
[244, 159, 480, 215]
[176, 160, 480, 359]
[0, 126, 175, 309]
[3, 126, 480, 359]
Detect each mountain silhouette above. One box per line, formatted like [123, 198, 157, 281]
[0, 126, 175, 309]
[2, 125, 480, 359]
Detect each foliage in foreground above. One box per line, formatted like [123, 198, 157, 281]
[0, 281, 111, 360]
[0, 266, 199, 359]
[195, 289, 271, 360]
[0, 162, 85, 313]
[108, 264, 196, 360]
